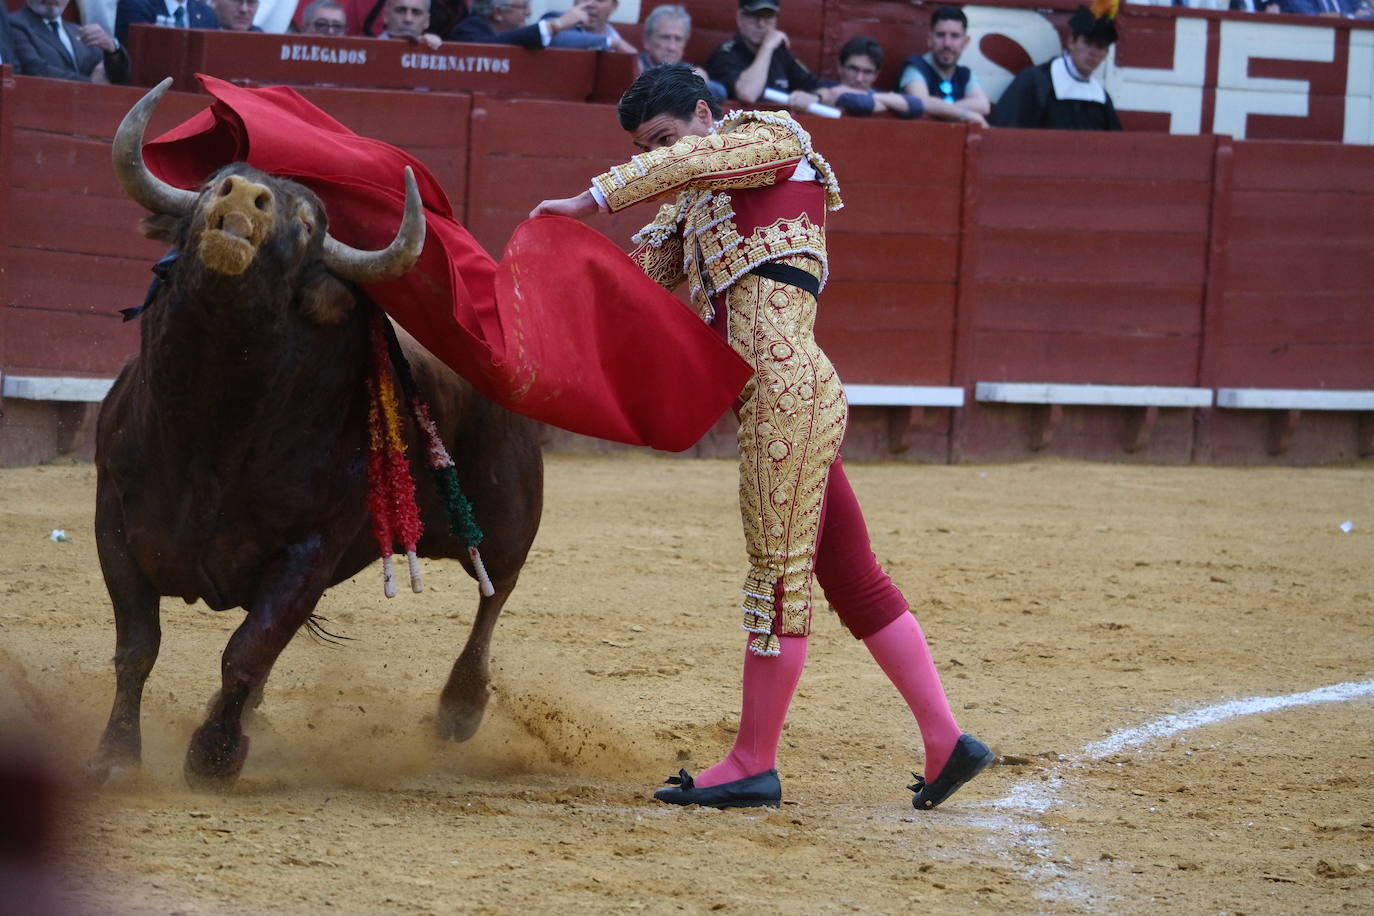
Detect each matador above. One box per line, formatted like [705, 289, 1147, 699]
[533, 64, 994, 811]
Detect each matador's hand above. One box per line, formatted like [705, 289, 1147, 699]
[529, 190, 599, 220]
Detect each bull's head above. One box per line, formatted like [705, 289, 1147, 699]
[112, 79, 426, 292]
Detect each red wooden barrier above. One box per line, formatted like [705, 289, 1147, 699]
[127, 25, 639, 103]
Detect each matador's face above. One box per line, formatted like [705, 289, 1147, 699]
[629, 98, 714, 152]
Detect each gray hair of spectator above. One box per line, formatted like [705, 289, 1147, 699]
[471, 0, 521, 17]
[644, 4, 691, 38]
[617, 62, 721, 131]
[302, 0, 344, 20]
[930, 5, 968, 30]
[838, 35, 883, 69]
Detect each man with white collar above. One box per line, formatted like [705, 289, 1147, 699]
[988, 1, 1122, 131]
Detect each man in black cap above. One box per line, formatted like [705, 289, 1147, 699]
[705, 0, 822, 111]
[988, 3, 1122, 131]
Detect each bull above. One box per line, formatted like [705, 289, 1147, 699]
[88, 82, 544, 789]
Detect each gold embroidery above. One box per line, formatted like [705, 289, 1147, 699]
[729, 261, 847, 646]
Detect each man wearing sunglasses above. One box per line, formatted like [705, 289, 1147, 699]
[898, 5, 989, 122]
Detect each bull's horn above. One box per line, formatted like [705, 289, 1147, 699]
[322, 167, 427, 284]
[112, 77, 197, 216]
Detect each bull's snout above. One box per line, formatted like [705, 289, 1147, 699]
[197, 175, 278, 276]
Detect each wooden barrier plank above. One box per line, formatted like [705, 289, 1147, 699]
[1227, 190, 1374, 241]
[1209, 342, 1374, 390]
[1212, 292, 1372, 345]
[827, 233, 959, 284]
[977, 130, 1216, 182]
[5, 247, 152, 314]
[971, 280, 1203, 336]
[975, 176, 1212, 234]
[9, 188, 163, 260]
[0, 305, 137, 376]
[1223, 239, 1374, 291]
[972, 330, 1201, 386]
[11, 76, 206, 138]
[1230, 139, 1374, 192]
[973, 229, 1207, 286]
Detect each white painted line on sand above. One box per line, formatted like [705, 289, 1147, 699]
[1080, 677, 1374, 759]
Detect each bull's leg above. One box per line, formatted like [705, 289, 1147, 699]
[89, 490, 163, 785]
[184, 541, 329, 789]
[436, 575, 518, 741]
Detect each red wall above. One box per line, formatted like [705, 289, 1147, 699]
[1, 74, 1372, 465]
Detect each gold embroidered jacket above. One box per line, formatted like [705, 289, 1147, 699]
[590, 111, 843, 320]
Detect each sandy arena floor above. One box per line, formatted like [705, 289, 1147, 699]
[1, 454, 1371, 915]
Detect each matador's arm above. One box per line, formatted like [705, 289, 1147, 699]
[591, 117, 807, 214]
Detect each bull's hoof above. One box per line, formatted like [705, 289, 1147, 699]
[85, 750, 141, 788]
[436, 690, 489, 742]
[184, 724, 249, 790]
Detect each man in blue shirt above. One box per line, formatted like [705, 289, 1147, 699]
[898, 5, 990, 121]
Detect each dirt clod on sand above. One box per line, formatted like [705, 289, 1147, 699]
[1, 455, 1371, 914]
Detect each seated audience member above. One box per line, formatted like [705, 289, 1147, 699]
[11, 0, 130, 82]
[707, 0, 822, 112]
[639, 4, 725, 100]
[0, 12, 18, 65]
[378, 0, 441, 48]
[212, 0, 261, 29]
[899, 5, 990, 119]
[299, 0, 347, 33]
[1277, 0, 1356, 12]
[545, 0, 635, 52]
[820, 36, 985, 124]
[115, 0, 219, 43]
[989, 2, 1122, 130]
[1228, 0, 1281, 11]
[450, 0, 589, 47]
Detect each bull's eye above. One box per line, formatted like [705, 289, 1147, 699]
[255, 193, 271, 212]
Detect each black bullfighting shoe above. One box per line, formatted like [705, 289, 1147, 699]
[653, 768, 782, 809]
[908, 734, 996, 811]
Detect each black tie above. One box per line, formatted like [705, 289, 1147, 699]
[174, 5, 186, 25]
[47, 20, 76, 67]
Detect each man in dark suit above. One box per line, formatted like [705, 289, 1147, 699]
[115, 0, 219, 45]
[10, 0, 130, 82]
[0, 11, 19, 66]
[450, 0, 590, 47]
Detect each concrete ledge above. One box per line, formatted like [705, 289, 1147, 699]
[1215, 388, 1374, 411]
[2, 374, 115, 403]
[976, 382, 1213, 408]
[845, 384, 965, 407]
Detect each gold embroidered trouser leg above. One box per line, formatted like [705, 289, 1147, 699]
[727, 258, 848, 656]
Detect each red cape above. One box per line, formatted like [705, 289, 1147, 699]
[143, 75, 750, 452]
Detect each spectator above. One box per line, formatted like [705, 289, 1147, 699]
[898, 6, 990, 119]
[11, 0, 130, 82]
[988, 2, 1122, 130]
[299, 0, 347, 34]
[707, 0, 822, 111]
[1228, 0, 1281, 11]
[212, 0, 261, 29]
[116, 0, 219, 44]
[1277, 0, 1356, 12]
[819, 35, 985, 124]
[639, 4, 724, 99]
[0, 12, 18, 65]
[378, 0, 441, 48]
[545, 0, 635, 53]
[449, 0, 589, 47]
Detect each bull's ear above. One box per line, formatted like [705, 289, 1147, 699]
[140, 213, 180, 243]
[299, 271, 357, 325]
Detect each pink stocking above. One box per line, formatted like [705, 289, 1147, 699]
[695, 634, 809, 787]
[863, 612, 962, 780]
